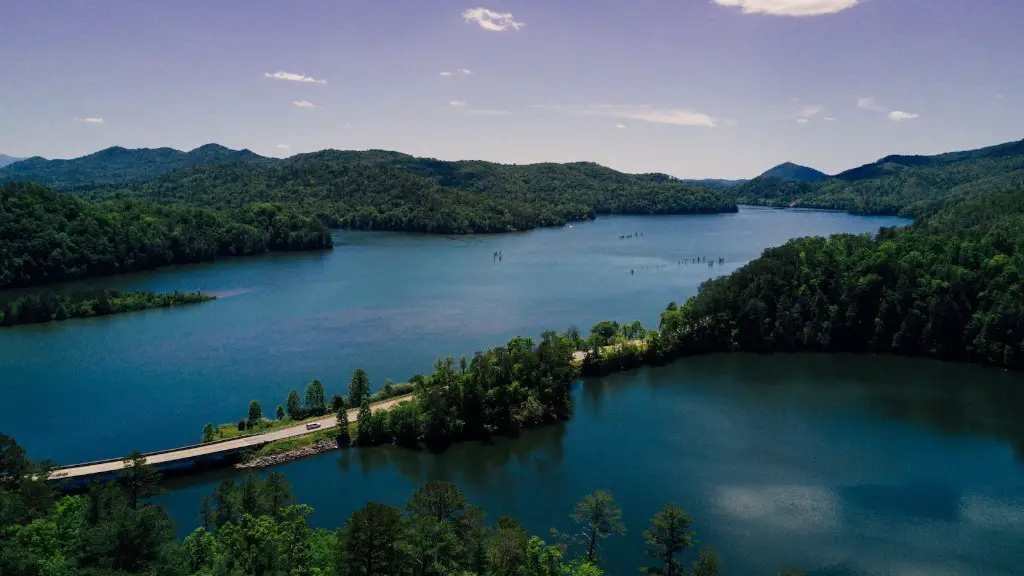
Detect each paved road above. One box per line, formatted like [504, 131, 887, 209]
[49, 395, 413, 480]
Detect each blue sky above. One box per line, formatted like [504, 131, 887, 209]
[1, 0, 1021, 178]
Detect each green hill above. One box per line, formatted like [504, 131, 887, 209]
[0, 144, 268, 190]
[758, 162, 828, 182]
[0, 154, 23, 168]
[734, 139, 1024, 217]
[78, 148, 737, 234]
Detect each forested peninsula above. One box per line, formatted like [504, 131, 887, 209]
[0, 182, 331, 289]
[0, 290, 213, 327]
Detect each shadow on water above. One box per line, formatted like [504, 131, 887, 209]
[640, 352, 1024, 459]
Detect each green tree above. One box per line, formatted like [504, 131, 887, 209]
[488, 516, 529, 576]
[336, 397, 351, 446]
[248, 399, 263, 426]
[286, 388, 304, 420]
[693, 549, 721, 576]
[201, 422, 215, 443]
[306, 379, 327, 415]
[213, 479, 239, 528]
[571, 490, 625, 565]
[336, 501, 407, 576]
[119, 450, 164, 510]
[349, 368, 372, 408]
[276, 404, 285, 420]
[357, 399, 373, 446]
[640, 504, 694, 576]
[331, 394, 346, 412]
[198, 495, 214, 530]
[182, 526, 216, 573]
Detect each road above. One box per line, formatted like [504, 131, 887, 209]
[49, 394, 413, 480]
[571, 339, 644, 363]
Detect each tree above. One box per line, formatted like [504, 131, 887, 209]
[248, 399, 263, 426]
[306, 379, 327, 415]
[488, 516, 529, 576]
[331, 394, 346, 412]
[182, 527, 216, 573]
[570, 490, 625, 565]
[198, 496, 214, 530]
[119, 450, 164, 510]
[213, 479, 239, 528]
[201, 423, 215, 443]
[260, 472, 296, 517]
[692, 549, 721, 576]
[640, 504, 694, 576]
[336, 502, 407, 576]
[336, 398, 351, 446]
[276, 404, 285, 420]
[287, 389, 304, 420]
[349, 368, 371, 408]
[357, 399, 374, 446]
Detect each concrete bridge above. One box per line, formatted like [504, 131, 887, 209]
[49, 394, 413, 486]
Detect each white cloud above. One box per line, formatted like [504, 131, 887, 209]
[823, 116, 836, 121]
[857, 96, 883, 111]
[448, 100, 467, 107]
[293, 100, 316, 108]
[889, 110, 920, 122]
[534, 104, 715, 127]
[712, 0, 861, 16]
[73, 117, 105, 124]
[462, 8, 524, 31]
[439, 71, 453, 77]
[468, 109, 513, 116]
[798, 104, 824, 118]
[796, 118, 810, 124]
[616, 123, 627, 129]
[276, 144, 291, 149]
[457, 68, 473, 75]
[263, 71, 327, 84]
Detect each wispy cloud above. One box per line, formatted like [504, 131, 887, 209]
[468, 109, 513, 116]
[823, 116, 836, 121]
[73, 117, 105, 124]
[857, 97, 883, 111]
[276, 144, 291, 149]
[798, 104, 824, 119]
[533, 104, 716, 127]
[293, 100, 316, 108]
[439, 71, 453, 77]
[462, 8, 524, 31]
[796, 118, 810, 124]
[712, 0, 861, 16]
[616, 123, 627, 129]
[889, 110, 920, 122]
[448, 100, 468, 107]
[457, 68, 473, 75]
[263, 71, 327, 84]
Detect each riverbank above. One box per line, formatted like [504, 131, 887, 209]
[0, 289, 214, 327]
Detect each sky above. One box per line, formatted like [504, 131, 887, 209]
[1, 0, 1021, 178]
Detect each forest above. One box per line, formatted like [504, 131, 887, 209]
[0, 182, 332, 289]
[81, 151, 736, 234]
[0, 290, 213, 327]
[0, 432, 787, 576]
[733, 138, 1024, 217]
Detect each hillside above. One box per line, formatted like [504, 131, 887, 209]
[0, 182, 330, 289]
[733, 139, 1024, 217]
[79, 149, 737, 234]
[758, 162, 828, 182]
[0, 154, 23, 168]
[0, 144, 268, 189]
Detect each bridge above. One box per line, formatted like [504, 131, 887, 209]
[49, 395, 413, 484]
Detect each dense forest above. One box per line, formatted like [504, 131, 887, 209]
[0, 145, 268, 190]
[0, 182, 331, 289]
[0, 433, 772, 576]
[77, 150, 736, 234]
[734, 138, 1024, 217]
[0, 290, 212, 327]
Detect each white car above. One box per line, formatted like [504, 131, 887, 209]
[305, 422, 321, 431]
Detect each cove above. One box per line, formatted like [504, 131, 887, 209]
[156, 354, 1024, 576]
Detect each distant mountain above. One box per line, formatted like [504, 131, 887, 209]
[680, 178, 747, 189]
[0, 154, 24, 168]
[0, 144, 268, 189]
[757, 162, 828, 182]
[734, 139, 1024, 217]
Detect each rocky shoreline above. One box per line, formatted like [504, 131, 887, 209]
[235, 439, 342, 469]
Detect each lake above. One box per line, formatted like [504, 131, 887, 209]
[8, 207, 1023, 574]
